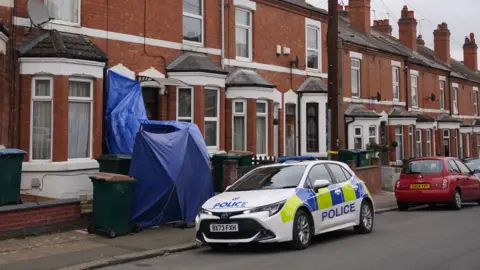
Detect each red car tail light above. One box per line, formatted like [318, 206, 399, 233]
[396, 180, 401, 189]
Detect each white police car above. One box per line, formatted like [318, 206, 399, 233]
[195, 160, 375, 250]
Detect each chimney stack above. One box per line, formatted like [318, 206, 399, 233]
[398, 5, 417, 51]
[349, 0, 371, 34]
[463, 33, 478, 71]
[372, 19, 392, 35]
[340, 5, 350, 17]
[433, 22, 451, 65]
[416, 35, 425, 46]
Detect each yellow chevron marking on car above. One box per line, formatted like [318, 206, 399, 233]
[316, 188, 333, 210]
[280, 195, 303, 223]
[342, 182, 357, 202]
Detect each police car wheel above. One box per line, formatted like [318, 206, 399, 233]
[354, 200, 374, 234]
[289, 209, 312, 250]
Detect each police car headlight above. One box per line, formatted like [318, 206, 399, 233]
[199, 208, 212, 215]
[245, 201, 286, 217]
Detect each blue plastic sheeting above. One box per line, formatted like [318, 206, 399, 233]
[104, 70, 147, 154]
[129, 120, 214, 228]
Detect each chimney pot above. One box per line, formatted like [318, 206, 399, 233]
[372, 17, 392, 35]
[464, 32, 478, 71]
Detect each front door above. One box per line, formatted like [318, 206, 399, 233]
[285, 104, 296, 156]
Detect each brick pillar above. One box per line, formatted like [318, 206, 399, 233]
[279, 105, 285, 157]
[225, 99, 233, 152]
[387, 125, 396, 162]
[219, 88, 226, 151]
[437, 129, 445, 156]
[473, 133, 479, 157]
[19, 75, 33, 161]
[403, 126, 411, 159]
[167, 86, 176, 120]
[53, 76, 69, 162]
[93, 78, 104, 158]
[450, 129, 456, 157]
[268, 100, 274, 156]
[194, 85, 205, 136]
[347, 160, 357, 171]
[246, 99, 257, 153]
[222, 159, 238, 191]
[159, 93, 168, 120]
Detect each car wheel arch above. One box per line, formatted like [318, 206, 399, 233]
[295, 205, 315, 232]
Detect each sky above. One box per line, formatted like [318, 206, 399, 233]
[308, 0, 479, 63]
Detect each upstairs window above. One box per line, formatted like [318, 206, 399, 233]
[453, 87, 459, 114]
[46, 0, 80, 25]
[411, 75, 418, 107]
[236, 8, 252, 60]
[393, 67, 400, 101]
[183, 0, 203, 44]
[351, 59, 361, 98]
[307, 26, 320, 70]
[440, 80, 445, 110]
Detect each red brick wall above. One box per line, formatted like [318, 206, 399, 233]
[348, 161, 382, 194]
[246, 99, 257, 153]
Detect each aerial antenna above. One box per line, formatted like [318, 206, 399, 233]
[26, 0, 54, 35]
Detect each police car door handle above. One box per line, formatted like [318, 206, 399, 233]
[334, 189, 341, 195]
[353, 185, 359, 191]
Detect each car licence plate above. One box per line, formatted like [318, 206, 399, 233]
[209, 224, 239, 232]
[410, 183, 430, 189]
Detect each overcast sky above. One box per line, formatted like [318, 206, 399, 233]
[308, 0, 478, 63]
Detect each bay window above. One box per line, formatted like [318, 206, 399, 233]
[409, 126, 414, 158]
[351, 59, 361, 98]
[45, 0, 80, 25]
[368, 126, 377, 144]
[306, 103, 319, 152]
[395, 126, 403, 160]
[31, 78, 53, 161]
[426, 129, 432, 157]
[68, 79, 93, 159]
[416, 129, 422, 158]
[177, 88, 193, 122]
[204, 88, 219, 149]
[354, 126, 362, 149]
[256, 101, 268, 155]
[236, 8, 252, 60]
[444, 130, 450, 157]
[232, 100, 247, 151]
[183, 0, 203, 44]
[307, 26, 320, 70]
[459, 131, 463, 158]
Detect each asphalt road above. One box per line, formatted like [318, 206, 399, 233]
[105, 204, 480, 270]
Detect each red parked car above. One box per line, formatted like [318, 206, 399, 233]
[395, 157, 480, 211]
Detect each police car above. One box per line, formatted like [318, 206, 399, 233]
[195, 160, 375, 250]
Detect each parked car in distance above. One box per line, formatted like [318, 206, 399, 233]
[395, 157, 480, 211]
[464, 158, 480, 172]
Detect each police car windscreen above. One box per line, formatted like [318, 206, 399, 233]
[227, 165, 307, 191]
[402, 160, 443, 174]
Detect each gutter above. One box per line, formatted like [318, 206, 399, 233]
[404, 58, 409, 110]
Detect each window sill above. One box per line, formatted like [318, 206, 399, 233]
[49, 19, 81, 28]
[235, 56, 252, 63]
[182, 41, 205, 49]
[23, 159, 99, 172]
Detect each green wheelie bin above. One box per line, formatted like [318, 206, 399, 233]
[88, 173, 139, 238]
[0, 149, 27, 206]
[95, 154, 132, 175]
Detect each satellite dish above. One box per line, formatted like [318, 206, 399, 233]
[376, 92, 381, 102]
[430, 93, 436, 101]
[27, 0, 52, 27]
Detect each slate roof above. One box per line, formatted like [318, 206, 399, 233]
[345, 104, 380, 118]
[167, 52, 228, 75]
[281, 0, 327, 14]
[436, 114, 463, 123]
[17, 30, 107, 62]
[388, 107, 417, 118]
[226, 69, 275, 88]
[415, 113, 436, 123]
[297, 77, 328, 92]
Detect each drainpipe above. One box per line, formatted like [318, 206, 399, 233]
[221, 0, 225, 69]
[345, 116, 356, 149]
[297, 92, 302, 155]
[102, 62, 109, 154]
[448, 73, 452, 115]
[404, 58, 409, 110]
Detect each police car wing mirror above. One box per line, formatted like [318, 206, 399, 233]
[313, 180, 330, 192]
[224, 185, 232, 191]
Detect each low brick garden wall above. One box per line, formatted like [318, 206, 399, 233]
[0, 198, 81, 240]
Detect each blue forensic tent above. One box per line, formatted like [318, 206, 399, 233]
[104, 70, 148, 154]
[129, 120, 214, 228]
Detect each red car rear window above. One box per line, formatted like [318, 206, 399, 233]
[402, 160, 443, 174]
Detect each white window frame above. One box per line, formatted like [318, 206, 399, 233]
[45, 0, 81, 26]
[353, 126, 363, 149]
[426, 129, 432, 157]
[204, 87, 220, 151]
[68, 78, 94, 160]
[368, 126, 377, 144]
[395, 126, 404, 160]
[351, 59, 361, 98]
[256, 100, 268, 156]
[411, 75, 418, 108]
[416, 129, 422, 158]
[444, 129, 450, 156]
[306, 25, 320, 71]
[176, 87, 194, 122]
[440, 80, 445, 110]
[459, 130, 463, 158]
[232, 99, 247, 151]
[409, 126, 414, 158]
[467, 133, 471, 157]
[30, 77, 54, 162]
[393, 67, 400, 102]
[183, 0, 204, 46]
[453, 87, 459, 114]
[235, 8, 252, 62]
[474, 89, 478, 116]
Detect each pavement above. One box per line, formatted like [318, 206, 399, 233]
[104, 203, 480, 270]
[0, 192, 396, 270]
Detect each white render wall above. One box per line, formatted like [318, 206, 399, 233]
[300, 93, 328, 157]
